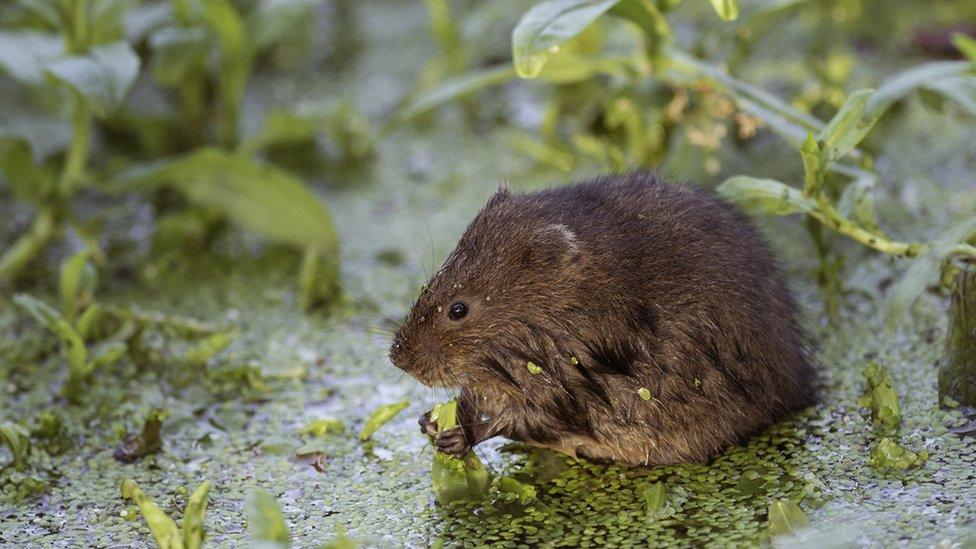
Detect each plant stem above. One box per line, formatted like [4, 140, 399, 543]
[59, 98, 92, 197]
[0, 209, 58, 282]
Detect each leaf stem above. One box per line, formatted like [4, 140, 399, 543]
[59, 98, 92, 196]
[0, 209, 59, 282]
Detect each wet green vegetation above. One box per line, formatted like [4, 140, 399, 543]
[2, 0, 976, 547]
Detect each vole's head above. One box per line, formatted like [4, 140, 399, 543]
[389, 185, 585, 389]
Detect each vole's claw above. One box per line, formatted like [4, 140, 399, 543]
[434, 426, 470, 458]
[419, 411, 438, 436]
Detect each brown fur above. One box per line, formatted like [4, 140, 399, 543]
[390, 172, 816, 465]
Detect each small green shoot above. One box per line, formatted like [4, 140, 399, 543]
[359, 401, 410, 441]
[120, 479, 212, 549]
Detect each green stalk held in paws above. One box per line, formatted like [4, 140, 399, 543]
[429, 400, 490, 504]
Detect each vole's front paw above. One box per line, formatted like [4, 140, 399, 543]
[434, 426, 470, 459]
[419, 411, 438, 437]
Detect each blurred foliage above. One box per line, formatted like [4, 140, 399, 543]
[0, 0, 378, 311]
[395, 0, 976, 322]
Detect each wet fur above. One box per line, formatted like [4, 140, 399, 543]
[390, 172, 816, 465]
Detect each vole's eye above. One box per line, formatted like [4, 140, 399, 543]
[448, 301, 468, 320]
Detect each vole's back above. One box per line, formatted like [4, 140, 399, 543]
[472, 173, 815, 464]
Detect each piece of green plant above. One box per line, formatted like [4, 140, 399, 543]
[768, 499, 809, 537]
[938, 268, 976, 407]
[858, 362, 900, 435]
[246, 488, 290, 546]
[114, 409, 168, 463]
[867, 437, 928, 472]
[0, 423, 32, 470]
[120, 479, 212, 549]
[643, 481, 668, 516]
[301, 419, 346, 437]
[359, 401, 410, 441]
[428, 400, 491, 504]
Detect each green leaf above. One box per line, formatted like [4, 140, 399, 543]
[59, 249, 95, 320]
[0, 138, 54, 205]
[799, 133, 822, 198]
[608, 0, 671, 45]
[201, 0, 250, 145]
[923, 76, 976, 117]
[300, 418, 346, 437]
[817, 89, 879, 162]
[394, 65, 517, 124]
[246, 488, 290, 544]
[953, 33, 976, 63]
[114, 148, 339, 255]
[707, 0, 739, 21]
[767, 499, 809, 537]
[240, 108, 327, 155]
[867, 437, 928, 471]
[866, 61, 971, 120]
[511, 0, 622, 79]
[249, 0, 324, 54]
[886, 217, 976, 330]
[0, 422, 32, 469]
[536, 52, 633, 83]
[13, 292, 65, 332]
[44, 41, 141, 117]
[89, 340, 128, 370]
[182, 481, 213, 549]
[120, 479, 184, 549]
[496, 476, 536, 503]
[0, 30, 63, 85]
[643, 481, 668, 515]
[836, 167, 881, 233]
[148, 26, 209, 87]
[184, 332, 233, 365]
[716, 176, 816, 216]
[359, 400, 410, 441]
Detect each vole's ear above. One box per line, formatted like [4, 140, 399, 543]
[533, 223, 583, 265]
[485, 182, 512, 210]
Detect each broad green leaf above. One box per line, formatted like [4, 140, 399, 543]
[886, 217, 976, 330]
[0, 422, 32, 469]
[13, 292, 65, 332]
[359, 400, 410, 441]
[59, 249, 95, 320]
[0, 110, 74, 162]
[246, 488, 290, 544]
[44, 41, 140, 117]
[114, 148, 339, 254]
[394, 65, 517, 124]
[120, 480, 184, 549]
[707, 0, 739, 21]
[768, 499, 809, 537]
[953, 33, 976, 63]
[511, 0, 621, 79]
[818, 89, 878, 161]
[182, 481, 213, 549]
[716, 176, 816, 216]
[0, 30, 63, 85]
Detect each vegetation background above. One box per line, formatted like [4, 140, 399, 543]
[1, 0, 975, 546]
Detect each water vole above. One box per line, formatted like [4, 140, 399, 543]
[389, 172, 815, 465]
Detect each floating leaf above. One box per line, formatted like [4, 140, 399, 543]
[246, 488, 290, 545]
[768, 499, 809, 537]
[359, 401, 410, 441]
[301, 418, 346, 437]
[44, 41, 141, 117]
[114, 148, 339, 255]
[716, 176, 816, 216]
[867, 437, 928, 471]
[496, 476, 537, 503]
[858, 362, 901, 435]
[511, 0, 621, 79]
[643, 481, 667, 515]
